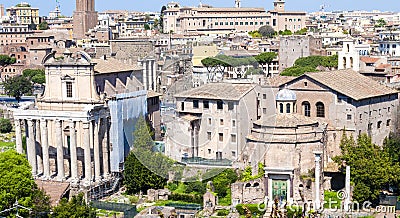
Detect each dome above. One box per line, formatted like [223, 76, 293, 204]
[276, 87, 296, 101]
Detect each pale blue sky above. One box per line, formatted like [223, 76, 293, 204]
[2, 0, 400, 16]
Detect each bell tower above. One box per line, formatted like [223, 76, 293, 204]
[235, 0, 241, 8]
[73, 0, 98, 39]
[273, 0, 285, 12]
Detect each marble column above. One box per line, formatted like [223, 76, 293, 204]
[27, 120, 37, 176]
[40, 119, 50, 179]
[314, 151, 323, 210]
[344, 165, 351, 211]
[35, 121, 43, 175]
[143, 60, 148, 90]
[93, 120, 101, 182]
[14, 119, 23, 154]
[83, 121, 92, 183]
[102, 118, 110, 177]
[55, 120, 65, 180]
[69, 121, 78, 181]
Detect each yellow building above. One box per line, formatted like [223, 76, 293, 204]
[6, 2, 39, 25]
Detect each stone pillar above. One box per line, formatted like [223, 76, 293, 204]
[102, 118, 110, 177]
[83, 121, 92, 183]
[55, 120, 65, 180]
[35, 121, 43, 175]
[40, 119, 50, 179]
[314, 151, 322, 210]
[290, 174, 294, 198]
[143, 60, 148, 90]
[93, 120, 101, 182]
[27, 120, 37, 176]
[194, 124, 199, 157]
[152, 60, 157, 91]
[14, 119, 23, 154]
[344, 165, 351, 211]
[69, 121, 78, 182]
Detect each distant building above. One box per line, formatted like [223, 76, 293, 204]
[73, 0, 98, 39]
[0, 4, 4, 17]
[163, 0, 306, 34]
[279, 35, 324, 70]
[268, 0, 307, 33]
[166, 83, 259, 162]
[6, 2, 39, 25]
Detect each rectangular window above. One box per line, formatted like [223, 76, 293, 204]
[232, 151, 236, 157]
[208, 118, 212, 125]
[231, 134, 237, 143]
[347, 114, 352, 120]
[232, 120, 236, 127]
[207, 132, 212, 140]
[217, 101, 223, 110]
[203, 100, 209, 109]
[263, 94, 267, 99]
[263, 108, 267, 114]
[193, 100, 199, 108]
[220, 119, 224, 126]
[228, 102, 234, 110]
[219, 133, 223, 142]
[66, 82, 73, 98]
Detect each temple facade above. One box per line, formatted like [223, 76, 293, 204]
[13, 51, 111, 188]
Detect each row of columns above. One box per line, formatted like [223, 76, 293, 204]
[14, 118, 110, 184]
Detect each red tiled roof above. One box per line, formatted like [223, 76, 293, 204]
[360, 57, 380, 64]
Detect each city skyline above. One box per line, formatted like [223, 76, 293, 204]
[2, 0, 400, 16]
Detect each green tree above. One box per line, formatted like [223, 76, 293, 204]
[124, 116, 173, 194]
[333, 133, 400, 204]
[0, 150, 51, 217]
[133, 116, 154, 150]
[294, 28, 308, 35]
[159, 5, 167, 32]
[38, 21, 49, 30]
[255, 52, 277, 77]
[0, 118, 12, 133]
[144, 23, 151, 30]
[280, 55, 338, 76]
[0, 55, 16, 67]
[22, 68, 45, 84]
[28, 22, 37, 30]
[258, 25, 275, 38]
[279, 29, 293, 35]
[52, 193, 96, 218]
[2, 75, 33, 102]
[375, 18, 387, 27]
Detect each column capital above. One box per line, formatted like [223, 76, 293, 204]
[82, 121, 90, 129]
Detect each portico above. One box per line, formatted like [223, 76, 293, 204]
[14, 108, 110, 184]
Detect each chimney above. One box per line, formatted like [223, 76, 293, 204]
[0, 4, 4, 17]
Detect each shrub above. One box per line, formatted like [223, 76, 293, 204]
[185, 181, 206, 195]
[0, 118, 12, 133]
[287, 206, 303, 218]
[169, 193, 202, 204]
[235, 203, 265, 216]
[217, 209, 229, 216]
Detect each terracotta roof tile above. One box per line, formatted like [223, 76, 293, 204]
[175, 82, 256, 101]
[303, 70, 398, 100]
[360, 56, 380, 63]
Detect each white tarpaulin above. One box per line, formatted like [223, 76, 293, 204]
[108, 90, 147, 172]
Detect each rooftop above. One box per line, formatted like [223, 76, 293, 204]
[93, 58, 141, 74]
[290, 70, 398, 101]
[175, 82, 256, 101]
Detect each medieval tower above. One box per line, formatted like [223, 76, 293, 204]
[73, 0, 97, 39]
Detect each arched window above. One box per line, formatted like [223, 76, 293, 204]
[350, 57, 354, 68]
[343, 57, 347, 68]
[316, 102, 325, 118]
[302, 101, 311, 117]
[279, 103, 283, 113]
[286, 103, 291, 113]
